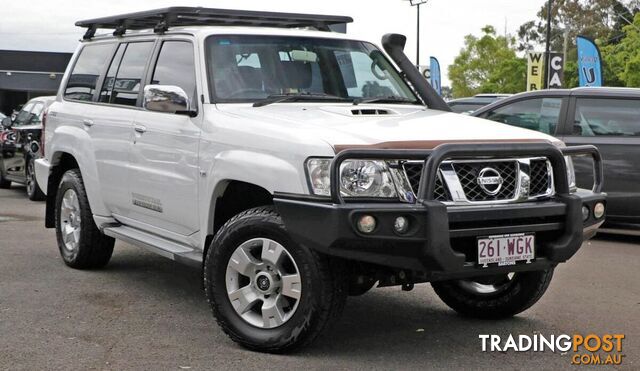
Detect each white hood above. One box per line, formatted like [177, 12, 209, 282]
[214, 103, 561, 152]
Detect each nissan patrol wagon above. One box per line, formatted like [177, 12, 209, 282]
[36, 7, 606, 353]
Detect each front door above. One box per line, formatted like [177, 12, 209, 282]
[127, 40, 201, 236]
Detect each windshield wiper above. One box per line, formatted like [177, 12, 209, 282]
[253, 93, 353, 107]
[353, 96, 420, 105]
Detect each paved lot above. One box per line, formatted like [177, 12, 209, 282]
[0, 184, 638, 370]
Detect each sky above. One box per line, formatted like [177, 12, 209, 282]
[0, 0, 546, 86]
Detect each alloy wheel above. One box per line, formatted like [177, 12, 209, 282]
[225, 238, 302, 329]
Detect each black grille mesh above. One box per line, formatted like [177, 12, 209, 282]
[452, 161, 517, 201]
[402, 159, 552, 202]
[529, 159, 551, 196]
[402, 162, 449, 201]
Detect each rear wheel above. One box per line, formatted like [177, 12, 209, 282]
[204, 206, 347, 353]
[26, 158, 45, 201]
[55, 169, 114, 269]
[431, 270, 554, 319]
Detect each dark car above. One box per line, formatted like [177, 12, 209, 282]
[448, 94, 512, 114]
[0, 96, 55, 200]
[473, 87, 640, 228]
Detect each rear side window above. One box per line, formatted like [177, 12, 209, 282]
[64, 44, 114, 101]
[99, 44, 126, 103]
[485, 98, 562, 135]
[150, 41, 197, 104]
[573, 98, 640, 136]
[111, 42, 154, 107]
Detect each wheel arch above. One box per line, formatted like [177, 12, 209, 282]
[203, 179, 273, 259]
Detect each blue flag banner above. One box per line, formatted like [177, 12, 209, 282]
[429, 57, 442, 96]
[576, 36, 603, 87]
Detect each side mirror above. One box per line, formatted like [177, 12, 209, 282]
[1, 117, 12, 129]
[143, 85, 196, 117]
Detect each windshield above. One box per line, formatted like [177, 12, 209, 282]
[206, 35, 419, 104]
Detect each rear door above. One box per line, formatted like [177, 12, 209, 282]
[126, 39, 201, 237]
[560, 95, 640, 224]
[87, 41, 155, 217]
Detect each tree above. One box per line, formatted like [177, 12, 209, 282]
[448, 26, 526, 98]
[601, 13, 640, 86]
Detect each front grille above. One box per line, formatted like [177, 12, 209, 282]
[403, 162, 449, 201]
[529, 159, 551, 196]
[401, 158, 553, 204]
[453, 161, 517, 201]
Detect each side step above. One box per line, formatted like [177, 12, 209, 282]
[103, 225, 202, 268]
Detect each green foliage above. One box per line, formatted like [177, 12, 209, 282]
[601, 13, 640, 86]
[448, 26, 526, 98]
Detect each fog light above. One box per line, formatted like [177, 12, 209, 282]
[582, 206, 590, 221]
[357, 215, 377, 234]
[594, 202, 605, 219]
[394, 216, 410, 234]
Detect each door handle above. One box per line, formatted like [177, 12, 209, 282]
[134, 124, 147, 134]
[82, 119, 94, 127]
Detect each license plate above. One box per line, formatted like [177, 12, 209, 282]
[477, 233, 535, 267]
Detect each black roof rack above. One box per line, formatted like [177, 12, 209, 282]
[76, 7, 353, 40]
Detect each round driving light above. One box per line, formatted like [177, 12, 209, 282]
[357, 215, 377, 234]
[394, 216, 410, 234]
[582, 206, 590, 221]
[594, 202, 605, 219]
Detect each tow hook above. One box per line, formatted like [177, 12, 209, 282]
[402, 283, 414, 291]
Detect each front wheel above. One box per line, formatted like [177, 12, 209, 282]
[204, 206, 347, 353]
[431, 269, 554, 319]
[26, 158, 45, 201]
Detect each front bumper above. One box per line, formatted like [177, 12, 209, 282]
[274, 143, 606, 281]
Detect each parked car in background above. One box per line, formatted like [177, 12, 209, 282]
[473, 87, 640, 228]
[0, 96, 55, 200]
[448, 93, 511, 114]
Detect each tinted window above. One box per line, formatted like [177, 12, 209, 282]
[64, 43, 114, 101]
[485, 98, 562, 134]
[151, 41, 197, 104]
[111, 42, 154, 107]
[573, 98, 640, 136]
[99, 44, 126, 103]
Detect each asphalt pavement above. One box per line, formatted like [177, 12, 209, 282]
[0, 184, 638, 370]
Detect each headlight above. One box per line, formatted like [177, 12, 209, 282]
[306, 158, 401, 198]
[565, 156, 577, 192]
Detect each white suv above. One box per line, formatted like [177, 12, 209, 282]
[36, 7, 606, 353]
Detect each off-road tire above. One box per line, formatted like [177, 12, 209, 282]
[55, 169, 114, 269]
[204, 206, 347, 353]
[26, 158, 45, 201]
[431, 269, 554, 319]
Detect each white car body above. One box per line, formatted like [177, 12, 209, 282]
[36, 26, 560, 262]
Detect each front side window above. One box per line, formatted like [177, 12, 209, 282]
[64, 43, 114, 101]
[485, 98, 562, 135]
[206, 35, 418, 104]
[111, 42, 154, 107]
[150, 41, 197, 105]
[573, 98, 640, 136]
